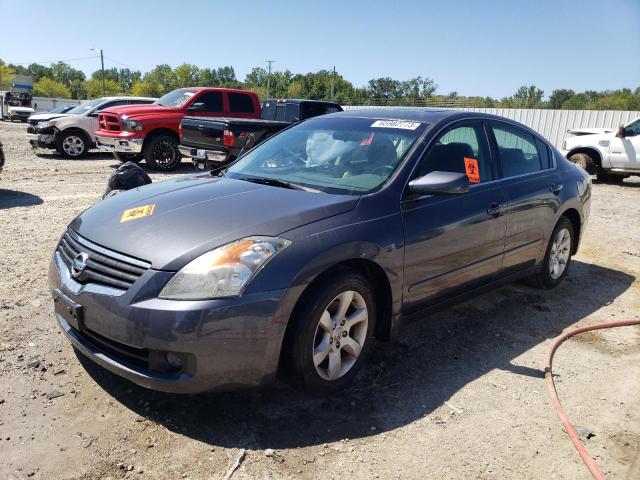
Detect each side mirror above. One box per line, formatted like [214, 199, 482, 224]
[617, 126, 626, 137]
[408, 171, 470, 196]
[187, 102, 206, 112]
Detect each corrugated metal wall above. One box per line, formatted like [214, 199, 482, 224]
[32, 97, 82, 112]
[342, 106, 640, 149]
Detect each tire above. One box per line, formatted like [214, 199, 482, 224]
[113, 152, 142, 163]
[56, 131, 89, 159]
[596, 172, 626, 184]
[526, 216, 574, 289]
[568, 153, 595, 174]
[287, 271, 377, 395]
[144, 135, 180, 171]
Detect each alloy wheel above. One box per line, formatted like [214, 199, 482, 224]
[549, 227, 571, 279]
[62, 136, 85, 157]
[152, 140, 177, 168]
[312, 290, 368, 381]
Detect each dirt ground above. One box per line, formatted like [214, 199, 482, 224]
[0, 120, 638, 480]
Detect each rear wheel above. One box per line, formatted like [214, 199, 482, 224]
[527, 217, 574, 289]
[113, 152, 142, 163]
[57, 131, 89, 159]
[144, 135, 180, 171]
[288, 271, 376, 395]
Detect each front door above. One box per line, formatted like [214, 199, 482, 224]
[609, 119, 640, 171]
[401, 121, 507, 313]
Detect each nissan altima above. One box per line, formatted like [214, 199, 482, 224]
[49, 109, 591, 395]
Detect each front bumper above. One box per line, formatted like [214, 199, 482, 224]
[27, 132, 56, 149]
[96, 135, 144, 154]
[49, 251, 289, 393]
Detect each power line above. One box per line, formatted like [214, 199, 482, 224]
[103, 55, 136, 70]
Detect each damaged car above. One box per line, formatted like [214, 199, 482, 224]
[27, 96, 156, 158]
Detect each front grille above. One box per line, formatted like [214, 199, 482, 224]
[98, 113, 122, 132]
[57, 229, 150, 291]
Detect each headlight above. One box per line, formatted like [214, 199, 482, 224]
[577, 177, 591, 198]
[123, 119, 143, 132]
[37, 120, 55, 129]
[158, 236, 290, 300]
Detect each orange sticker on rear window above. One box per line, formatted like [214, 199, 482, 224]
[464, 157, 480, 183]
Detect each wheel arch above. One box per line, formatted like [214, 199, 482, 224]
[566, 146, 603, 168]
[559, 207, 582, 255]
[276, 256, 395, 378]
[141, 128, 180, 151]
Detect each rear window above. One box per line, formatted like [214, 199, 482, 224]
[228, 93, 255, 113]
[302, 102, 342, 120]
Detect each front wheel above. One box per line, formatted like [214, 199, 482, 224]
[568, 153, 595, 174]
[144, 135, 180, 171]
[527, 217, 574, 289]
[56, 131, 89, 159]
[288, 271, 376, 395]
[113, 152, 142, 163]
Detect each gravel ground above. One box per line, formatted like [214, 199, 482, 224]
[0, 120, 638, 480]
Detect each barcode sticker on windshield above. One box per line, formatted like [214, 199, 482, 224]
[371, 120, 421, 130]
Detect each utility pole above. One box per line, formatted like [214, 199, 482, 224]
[90, 48, 106, 96]
[265, 60, 274, 98]
[330, 66, 336, 101]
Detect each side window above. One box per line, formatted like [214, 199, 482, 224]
[196, 92, 223, 112]
[228, 93, 255, 113]
[418, 123, 493, 184]
[625, 119, 640, 136]
[491, 123, 543, 177]
[129, 99, 155, 105]
[96, 100, 128, 112]
[535, 137, 551, 169]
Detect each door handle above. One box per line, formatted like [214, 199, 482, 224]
[486, 203, 505, 217]
[549, 183, 563, 194]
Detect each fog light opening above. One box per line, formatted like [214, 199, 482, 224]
[165, 352, 183, 369]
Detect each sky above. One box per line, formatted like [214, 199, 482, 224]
[1, 0, 639, 99]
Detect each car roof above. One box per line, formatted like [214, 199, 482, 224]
[99, 96, 156, 101]
[322, 107, 515, 123]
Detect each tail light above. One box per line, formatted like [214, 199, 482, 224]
[223, 129, 235, 147]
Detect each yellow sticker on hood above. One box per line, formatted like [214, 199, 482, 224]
[120, 204, 156, 223]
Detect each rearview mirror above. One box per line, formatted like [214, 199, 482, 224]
[617, 126, 626, 137]
[408, 171, 470, 196]
[187, 102, 206, 112]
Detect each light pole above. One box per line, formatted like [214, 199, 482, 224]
[265, 60, 274, 98]
[90, 48, 105, 96]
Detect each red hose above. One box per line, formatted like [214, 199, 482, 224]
[545, 319, 640, 480]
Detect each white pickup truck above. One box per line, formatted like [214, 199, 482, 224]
[562, 117, 640, 183]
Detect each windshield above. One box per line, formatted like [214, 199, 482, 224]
[48, 105, 70, 113]
[66, 98, 105, 115]
[155, 88, 197, 107]
[226, 117, 426, 195]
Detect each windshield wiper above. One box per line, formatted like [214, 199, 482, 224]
[238, 176, 319, 192]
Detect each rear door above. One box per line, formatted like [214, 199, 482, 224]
[487, 121, 560, 273]
[227, 92, 258, 119]
[401, 120, 508, 312]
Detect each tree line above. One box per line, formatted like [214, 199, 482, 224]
[1, 59, 639, 110]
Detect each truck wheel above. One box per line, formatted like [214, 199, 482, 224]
[57, 131, 89, 159]
[568, 153, 595, 174]
[144, 135, 180, 171]
[113, 152, 142, 163]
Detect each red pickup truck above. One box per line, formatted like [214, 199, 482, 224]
[95, 87, 261, 170]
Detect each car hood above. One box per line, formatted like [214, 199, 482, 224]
[567, 127, 615, 136]
[69, 175, 359, 270]
[29, 112, 75, 122]
[102, 104, 180, 118]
